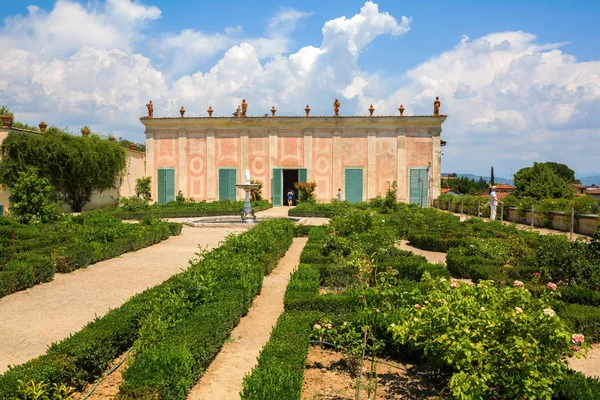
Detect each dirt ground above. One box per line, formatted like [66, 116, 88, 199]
[0, 226, 246, 373]
[302, 346, 447, 399]
[75, 352, 130, 399]
[187, 237, 308, 399]
[569, 344, 600, 378]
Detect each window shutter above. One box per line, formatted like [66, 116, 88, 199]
[157, 168, 166, 204]
[272, 168, 282, 206]
[219, 169, 227, 201]
[298, 168, 308, 183]
[165, 169, 175, 203]
[227, 169, 237, 201]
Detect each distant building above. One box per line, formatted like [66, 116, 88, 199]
[441, 188, 460, 196]
[586, 185, 600, 201]
[479, 184, 515, 200]
[571, 184, 588, 196]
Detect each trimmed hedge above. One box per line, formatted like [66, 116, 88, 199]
[553, 370, 600, 400]
[110, 200, 272, 220]
[241, 312, 317, 399]
[0, 216, 181, 298]
[0, 219, 294, 398]
[558, 303, 600, 343]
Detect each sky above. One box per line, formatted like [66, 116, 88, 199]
[0, 0, 599, 178]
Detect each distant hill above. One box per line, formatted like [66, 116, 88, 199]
[579, 176, 600, 186]
[443, 173, 513, 186]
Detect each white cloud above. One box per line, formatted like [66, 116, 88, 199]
[268, 8, 312, 32]
[0, 1, 598, 175]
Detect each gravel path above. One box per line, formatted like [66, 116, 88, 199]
[187, 237, 308, 399]
[0, 226, 246, 373]
[397, 240, 473, 285]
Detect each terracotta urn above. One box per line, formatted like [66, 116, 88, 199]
[398, 104, 405, 116]
[129, 143, 137, 150]
[305, 105, 311, 117]
[39, 121, 48, 132]
[81, 126, 90, 137]
[271, 106, 276, 116]
[180, 106, 186, 118]
[1, 115, 12, 128]
[207, 106, 214, 117]
[369, 104, 375, 117]
[108, 136, 116, 142]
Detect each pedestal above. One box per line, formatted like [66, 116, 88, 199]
[236, 183, 260, 224]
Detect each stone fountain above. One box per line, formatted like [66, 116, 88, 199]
[236, 170, 260, 223]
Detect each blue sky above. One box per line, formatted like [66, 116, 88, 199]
[1, 0, 599, 178]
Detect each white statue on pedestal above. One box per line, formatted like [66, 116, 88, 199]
[244, 169, 251, 184]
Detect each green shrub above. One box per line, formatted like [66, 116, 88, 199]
[241, 312, 317, 399]
[553, 370, 600, 400]
[9, 169, 62, 224]
[560, 285, 600, 306]
[558, 303, 600, 343]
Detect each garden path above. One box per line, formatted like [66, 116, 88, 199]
[255, 206, 330, 226]
[569, 344, 600, 378]
[397, 240, 474, 285]
[187, 237, 308, 400]
[0, 226, 247, 374]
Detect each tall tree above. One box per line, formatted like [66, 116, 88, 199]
[0, 130, 127, 211]
[542, 162, 579, 184]
[490, 166, 495, 186]
[513, 162, 574, 200]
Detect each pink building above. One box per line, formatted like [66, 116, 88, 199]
[141, 114, 447, 206]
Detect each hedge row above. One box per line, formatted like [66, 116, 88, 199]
[0, 218, 182, 298]
[553, 370, 600, 400]
[0, 218, 294, 398]
[112, 200, 272, 220]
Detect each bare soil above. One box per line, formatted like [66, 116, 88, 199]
[75, 352, 129, 399]
[0, 226, 246, 373]
[187, 237, 308, 400]
[302, 346, 447, 399]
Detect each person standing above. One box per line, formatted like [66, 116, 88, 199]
[337, 188, 342, 201]
[489, 185, 503, 220]
[287, 189, 294, 206]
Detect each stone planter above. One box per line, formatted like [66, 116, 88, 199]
[39, 122, 48, 132]
[1, 115, 12, 128]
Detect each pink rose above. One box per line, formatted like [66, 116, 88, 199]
[514, 307, 523, 314]
[513, 280, 524, 288]
[534, 272, 540, 277]
[572, 334, 585, 344]
[572, 345, 582, 352]
[546, 282, 557, 291]
[313, 324, 322, 330]
[414, 304, 421, 309]
[450, 281, 460, 289]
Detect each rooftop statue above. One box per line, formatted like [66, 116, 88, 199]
[180, 106, 185, 118]
[333, 99, 340, 116]
[241, 99, 248, 117]
[146, 100, 153, 118]
[434, 96, 441, 116]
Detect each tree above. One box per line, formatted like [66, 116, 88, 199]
[0, 131, 127, 211]
[135, 177, 152, 201]
[542, 162, 579, 184]
[442, 176, 488, 195]
[490, 167, 495, 186]
[9, 169, 62, 224]
[513, 162, 574, 200]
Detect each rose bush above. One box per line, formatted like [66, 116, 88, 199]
[389, 274, 585, 399]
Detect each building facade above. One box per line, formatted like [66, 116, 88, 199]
[142, 115, 447, 206]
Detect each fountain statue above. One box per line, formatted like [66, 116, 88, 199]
[236, 170, 260, 223]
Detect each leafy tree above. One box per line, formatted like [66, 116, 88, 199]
[249, 179, 263, 201]
[294, 181, 317, 203]
[9, 169, 62, 224]
[442, 176, 489, 195]
[0, 105, 13, 116]
[513, 162, 574, 200]
[135, 177, 152, 201]
[542, 162, 579, 184]
[0, 131, 127, 211]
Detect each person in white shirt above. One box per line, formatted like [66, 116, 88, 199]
[489, 185, 504, 220]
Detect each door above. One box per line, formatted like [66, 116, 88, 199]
[272, 168, 282, 206]
[409, 168, 429, 206]
[157, 168, 175, 204]
[298, 168, 307, 183]
[219, 168, 237, 201]
[345, 168, 363, 203]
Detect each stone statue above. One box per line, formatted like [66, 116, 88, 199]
[146, 100, 153, 118]
[433, 96, 441, 116]
[368, 104, 375, 117]
[241, 99, 248, 117]
[398, 104, 405, 116]
[333, 99, 340, 116]
[244, 169, 251, 184]
[180, 106, 185, 117]
[305, 105, 311, 117]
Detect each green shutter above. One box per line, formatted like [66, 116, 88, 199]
[409, 168, 429, 206]
[227, 169, 237, 201]
[298, 168, 307, 183]
[219, 169, 227, 201]
[165, 169, 175, 203]
[345, 168, 363, 203]
[272, 168, 282, 206]
[157, 168, 167, 204]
